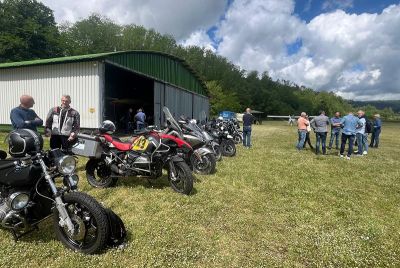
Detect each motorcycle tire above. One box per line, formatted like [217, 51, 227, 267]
[233, 134, 243, 144]
[221, 140, 236, 157]
[169, 161, 194, 195]
[191, 153, 216, 175]
[86, 159, 118, 188]
[213, 144, 222, 161]
[53, 192, 109, 254]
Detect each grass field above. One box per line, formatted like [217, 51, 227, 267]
[0, 121, 399, 267]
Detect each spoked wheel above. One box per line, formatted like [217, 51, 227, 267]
[233, 134, 243, 144]
[221, 140, 236, 157]
[168, 161, 194, 195]
[191, 153, 216, 175]
[86, 159, 118, 188]
[53, 192, 109, 254]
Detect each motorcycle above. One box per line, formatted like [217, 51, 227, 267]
[227, 119, 243, 144]
[165, 114, 217, 175]
[204, 120, 236, 157]
[73, 118, 194, 195]
[0, 129, 124, 254]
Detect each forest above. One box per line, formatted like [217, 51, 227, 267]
[0, 0, 399, 119]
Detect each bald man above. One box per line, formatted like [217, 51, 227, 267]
[10, 95, 43, 132]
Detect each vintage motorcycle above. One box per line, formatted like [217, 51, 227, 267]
[0, 129, 123, 254]
[73, 119, 194, 195]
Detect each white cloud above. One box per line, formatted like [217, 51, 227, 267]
[40, 0, 227, 40]
[181, 30, 216, 52]
[38, 0, 400, 100]
[213, 1, 400, 100]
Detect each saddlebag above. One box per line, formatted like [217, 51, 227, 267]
[103, 208, 127, 248]
[71, 134, 102, 158]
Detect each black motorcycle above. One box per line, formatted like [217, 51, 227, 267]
[0, 129, 125, 254]
[204, 120, 236, 157]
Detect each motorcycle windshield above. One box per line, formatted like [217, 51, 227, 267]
[163, 107, 183, 135]
[186, 122, 204, 138]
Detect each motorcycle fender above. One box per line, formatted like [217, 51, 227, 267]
[227, 135, 233, 139]
[195, 147, 213, 156]
[170, 155, 185, 163]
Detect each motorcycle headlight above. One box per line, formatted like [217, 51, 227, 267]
[8, 192, 29, 210]
[57, 155, 76, 175]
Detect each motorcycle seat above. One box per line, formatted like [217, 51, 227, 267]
[103, 135, 132, 151]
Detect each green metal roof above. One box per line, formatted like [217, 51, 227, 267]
[0, 51, 208, 96]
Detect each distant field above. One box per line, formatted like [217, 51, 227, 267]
[0, 121, 399, 267]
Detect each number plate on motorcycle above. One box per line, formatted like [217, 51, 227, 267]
[132, 136, 149, 151]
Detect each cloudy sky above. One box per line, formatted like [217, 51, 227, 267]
[40, 0, 400, 101]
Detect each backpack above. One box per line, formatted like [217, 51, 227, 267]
[365, 119, 373, 133]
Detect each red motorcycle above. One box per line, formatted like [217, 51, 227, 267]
[73, 121, 194, 195]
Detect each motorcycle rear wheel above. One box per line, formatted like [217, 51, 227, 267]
[191, 153, 216, 175]
[86, 159, 118, 188]
[221, 140, 236, 157]
[169, 161, 194, 195]
[53, 192, 109, 254]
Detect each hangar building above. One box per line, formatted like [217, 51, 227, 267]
[0, 51, 209, 129]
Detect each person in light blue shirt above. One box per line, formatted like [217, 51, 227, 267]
[369, 114, 382, 148]
[355, 110, 368, 156]
[328, 112, 342, 150]
[339, 111, 361, 159]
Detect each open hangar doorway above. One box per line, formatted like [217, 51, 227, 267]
[103, 63, 154, 132]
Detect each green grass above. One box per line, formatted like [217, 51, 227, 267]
[0, 122, 399, 267]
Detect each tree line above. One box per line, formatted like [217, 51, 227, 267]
[1, 0, 398, 119]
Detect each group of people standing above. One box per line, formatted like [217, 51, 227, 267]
[296, 110, 382, 159]
[10, 94, 80, 152]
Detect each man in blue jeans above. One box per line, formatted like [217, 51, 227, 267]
[310, 111, 330, 155]
[370, 114, 382, 148]
[135, 108, 146, 131]
[339, 111, 361, 160]
[328, 112, 341, 150]
[242, 108, 254, 148]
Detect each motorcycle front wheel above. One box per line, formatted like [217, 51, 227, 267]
[233, 134, 243, 144]
[221, 140, 236, 157]
[168, 161, 194, 195]
[191, 153, 216, 175]
[53, 192, 109, 254]
[86, 159, 118, 188]
[213, 144, 222, 161]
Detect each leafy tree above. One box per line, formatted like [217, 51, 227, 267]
[0, 0, 62, 62]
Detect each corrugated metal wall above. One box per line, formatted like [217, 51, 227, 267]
[155, 81, 209, 124]
[193, 95, 210, 121]
[0, 61, 101, 128]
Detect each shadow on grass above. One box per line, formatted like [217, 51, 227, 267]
[114, 175, 198, 196]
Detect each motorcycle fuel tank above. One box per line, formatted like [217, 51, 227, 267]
[183, 134, 205, 148]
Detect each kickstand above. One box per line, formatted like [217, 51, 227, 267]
[11, 225, 39, 241]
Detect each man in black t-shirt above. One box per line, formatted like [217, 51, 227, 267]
[242, 108, 254, 148]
